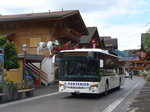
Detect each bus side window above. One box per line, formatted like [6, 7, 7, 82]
[119, 67, 124, 74]
[99, 69, 104, 76]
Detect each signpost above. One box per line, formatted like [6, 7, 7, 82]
[0, 48, 4, 83]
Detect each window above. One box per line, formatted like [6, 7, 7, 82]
[7, 23, 16, 30]
[105, 68, 116, 76]
[60, 58, 100, 81]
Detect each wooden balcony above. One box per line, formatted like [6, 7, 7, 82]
[129, 66, 144, 70]
[129, 60, 150, 64]
[58, 28, 81, 41]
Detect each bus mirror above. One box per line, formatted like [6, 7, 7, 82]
[52, 55, 56, 64]
[100, 60, 104, 68]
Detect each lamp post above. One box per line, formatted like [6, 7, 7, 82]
[22, 44, 28, 80]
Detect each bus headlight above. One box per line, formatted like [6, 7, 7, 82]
[89, 84, 98, 91]
[59, 84, 65, 91]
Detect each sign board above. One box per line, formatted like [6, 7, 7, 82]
[123, 56, 139, 60]
[0, 48, 4, 83]
[64, 52, 88, 57]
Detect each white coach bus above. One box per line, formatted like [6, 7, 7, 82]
[58, 49, 125, 95]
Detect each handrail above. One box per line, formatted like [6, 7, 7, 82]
[26, 63, 48, 78]
[26, 65, 48, 83]
[41, 58, 47, 65]
[25, 65, 46, 79]
[25, 64, 49, 83]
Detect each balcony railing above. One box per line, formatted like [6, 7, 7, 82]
[58, 28, 80, 40]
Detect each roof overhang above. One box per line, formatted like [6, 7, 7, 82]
[0, 10, 88, 35]
[18, 54, 44, 63]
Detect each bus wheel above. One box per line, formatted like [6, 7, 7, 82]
[104, 83, 109, 95]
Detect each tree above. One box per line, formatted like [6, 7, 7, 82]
[0, 36, 7, 46]
[144, 28, 150, 52]
[0, 37, 19, 70]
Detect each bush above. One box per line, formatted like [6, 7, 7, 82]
[4, 42, 19, 70]
[6, 81, 14, 92]
[0, 37, 19, 70]
[147, 75, 150, 81]
[0, 37, 7, 47]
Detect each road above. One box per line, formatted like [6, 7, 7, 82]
[0, 76, 145, 112]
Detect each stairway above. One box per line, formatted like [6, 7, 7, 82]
[25, 63, 49, 85]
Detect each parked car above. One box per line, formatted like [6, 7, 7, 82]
[125, 72, 130, 78]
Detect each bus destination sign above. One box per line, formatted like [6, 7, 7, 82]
[64, 52, 88, 57]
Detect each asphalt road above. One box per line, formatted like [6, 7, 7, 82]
[0, 76, 145, 112]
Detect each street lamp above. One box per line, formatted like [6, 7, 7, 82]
[22, 44, 29, 80]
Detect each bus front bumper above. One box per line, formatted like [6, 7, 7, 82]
[59, 81, 104, 94]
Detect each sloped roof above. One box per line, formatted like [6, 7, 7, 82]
[101, 36, 118, 49]
[80, 27, 98, 43]
[101, 36, 111, 41]
[0, 10, 88, 35]
[0, 10, 78, 22]
[112, 38, 118, 49]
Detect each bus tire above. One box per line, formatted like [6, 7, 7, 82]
[104, 82, 109, 95]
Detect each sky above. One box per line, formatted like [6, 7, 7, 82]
[0, 0, 150, 51]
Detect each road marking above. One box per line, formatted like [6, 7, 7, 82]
[102, 83, 140, 112]
[0, 92, 61, 108]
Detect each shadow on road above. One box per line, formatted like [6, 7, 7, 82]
[64, 87, 123, 100]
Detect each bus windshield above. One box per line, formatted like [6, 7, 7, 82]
[59, 58, 100, 81]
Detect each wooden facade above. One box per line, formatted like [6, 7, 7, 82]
[79, 27, 104, 49]
[79, 28, 118, 54]
[101, 36, 118, 53]
[128, 33, 150, 71]
[0, 10, 88, 83]
[0, 10, 88, 56]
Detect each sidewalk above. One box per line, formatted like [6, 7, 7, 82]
[127, 81, 150, 112]
[34, 83, 59, 96]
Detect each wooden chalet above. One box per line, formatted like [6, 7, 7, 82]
[139, 33, 150, 71]
[0, 10, 89, 84]
[79, 27, 104, 49]
[0, 10, 88, 55]
[127, 33, 150, 72]
[126, 50, 143, 71]
[100, 36, 118, 55]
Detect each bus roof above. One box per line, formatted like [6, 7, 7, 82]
[60, 48, 121, 59]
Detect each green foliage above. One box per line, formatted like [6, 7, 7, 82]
[0, 37, 7, 47]
[6, 80, 14, 84]
[144, 29, 150, 52]
[147, 75, 150, 81]
[0, 37, 19, 70]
